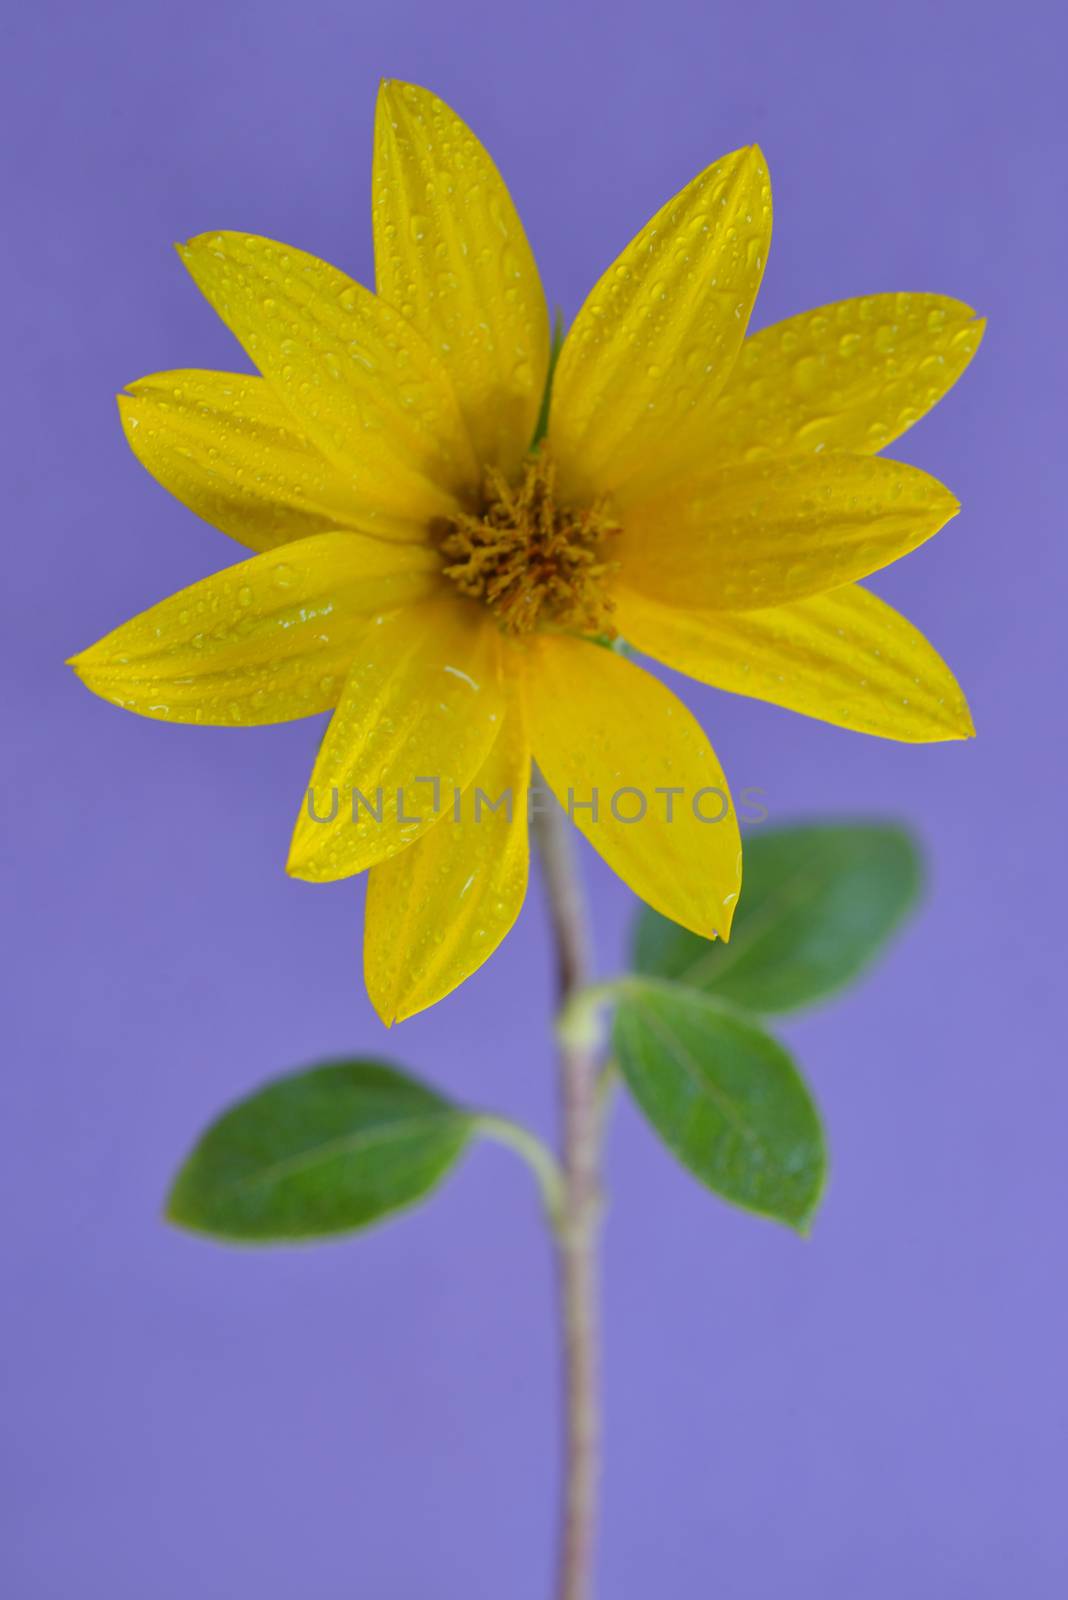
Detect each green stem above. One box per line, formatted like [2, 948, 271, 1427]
[477, 1115, 566, 1227]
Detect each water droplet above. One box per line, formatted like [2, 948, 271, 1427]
[792, 355, 821, 393]
[796, 415, 832, 445]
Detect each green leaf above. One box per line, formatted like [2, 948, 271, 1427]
[166, 1060, 473, 1243]
[614, 980, 827, 1231]
[633, 821, 923, 1014]
[531, 306, 566, 448]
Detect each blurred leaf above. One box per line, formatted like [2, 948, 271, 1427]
[614, 980, 827, 1231]
[633, 821, 922, 1014]
[167, 1060, 472, 1243]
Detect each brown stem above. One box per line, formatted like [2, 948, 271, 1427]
[532, 787, 604, 1600]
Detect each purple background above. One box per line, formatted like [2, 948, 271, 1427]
[5, 2, 1065, 1594]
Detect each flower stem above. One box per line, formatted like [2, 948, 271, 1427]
[532, 788, 605, 1600]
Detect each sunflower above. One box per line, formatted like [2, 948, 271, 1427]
[70, 80, 981, 1023]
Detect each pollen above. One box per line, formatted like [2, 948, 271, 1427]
[433, 452, 621, 636]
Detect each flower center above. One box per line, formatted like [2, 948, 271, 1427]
[432, 452, 621, 636]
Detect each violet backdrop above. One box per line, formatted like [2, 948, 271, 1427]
[4, 1, 1065, 1594]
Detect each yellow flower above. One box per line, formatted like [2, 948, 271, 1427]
[70, 81, 981, 1024]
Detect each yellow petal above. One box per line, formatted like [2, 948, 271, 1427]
[373, 80, 550, 476]
[364, 680, 531, 1024]
[524, 636, 740, 939]
[288, 598, 504, 881]
[120, 370, 430, 552]
[69, 533, 442, 725]
[178, 233, 478, 530]
[703, 294, 985, 466]
[618, 453, 959, 611]
[549, 146, 771, 503]
[616, 583, 974, 742]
